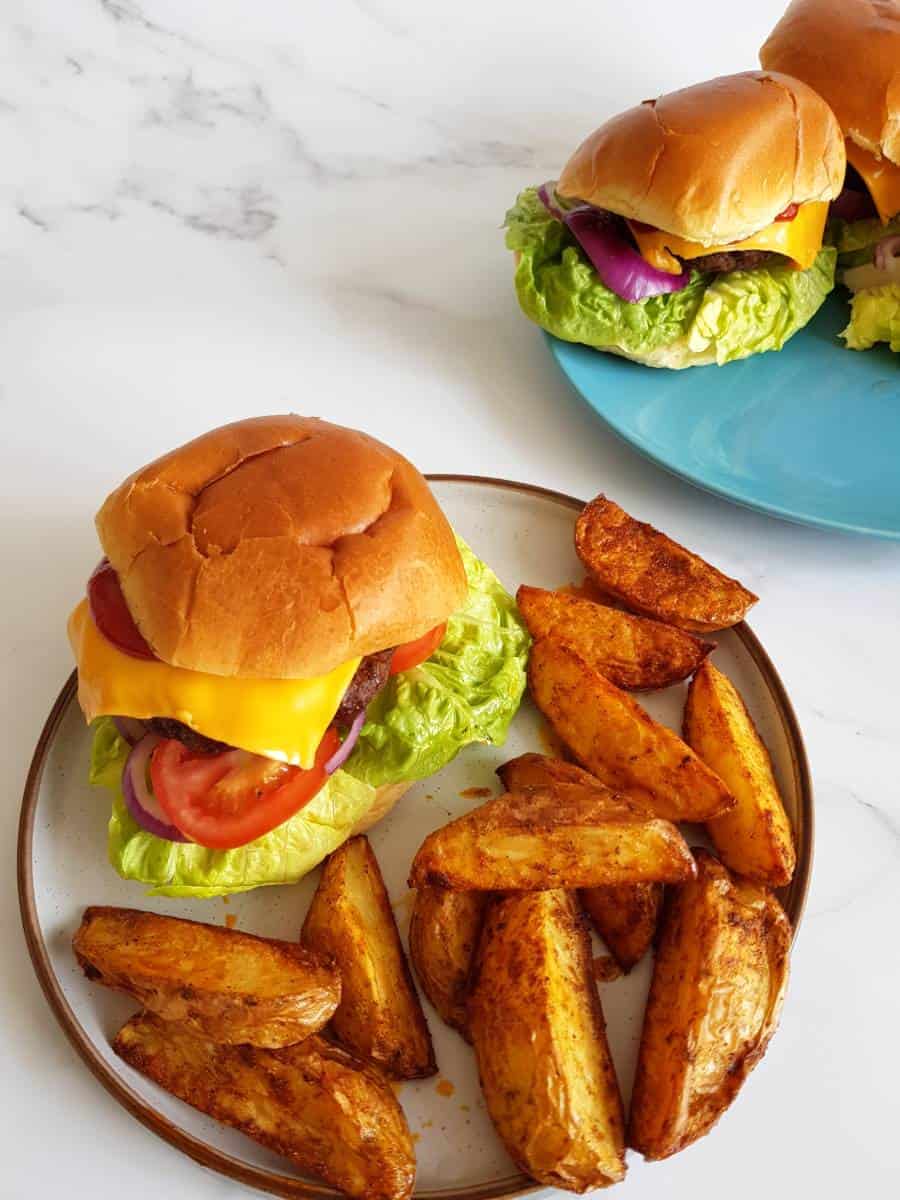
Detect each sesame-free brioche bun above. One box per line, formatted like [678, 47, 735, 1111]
[557, 71, 845, 245]
[96, 416, 467, 679]
[761, 0, 900, 164]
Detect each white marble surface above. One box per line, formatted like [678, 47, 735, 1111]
[2, 1, 898, 1196]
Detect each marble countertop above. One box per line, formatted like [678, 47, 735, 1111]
[3, 1, 898, 1196]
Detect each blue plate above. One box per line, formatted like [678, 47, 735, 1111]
[547, 292, 900, 538]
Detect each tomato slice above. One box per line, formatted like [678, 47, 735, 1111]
[87, 559, 156, 660]
[149, 729, 340, 850]
[389, 622, 447, 675]
[775, 203, 799, 222]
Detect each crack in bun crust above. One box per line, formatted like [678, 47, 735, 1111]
[96, 416, 467, 679]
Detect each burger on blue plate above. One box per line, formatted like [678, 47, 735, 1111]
[68, 416, 529, 897]
[762, 0, 900, 353]
[505, 71, 845, 368]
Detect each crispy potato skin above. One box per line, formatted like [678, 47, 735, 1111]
[408, 785, 695, 892]
[684, 662, 796, 886]
[73, 907, 340, 1048]
[575, 495, 758, 632]
[517, 585, 712, 691]
[114, 1014, 416, 1200]
[302, 836, 436, 1079]
[528, 639, 734, 822]
[498, 756, 661, 970]
[408, 887, 487, 1041]
[628, 850, 791, 1161]
[469, 890, 626, 1191]
[579, 883, 663, 973]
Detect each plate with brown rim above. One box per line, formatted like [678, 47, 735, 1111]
[18, 476, 812, 1200]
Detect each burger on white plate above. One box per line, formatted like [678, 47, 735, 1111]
[68, 416, 529, 897]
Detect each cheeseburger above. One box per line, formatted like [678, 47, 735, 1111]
[505, 71, 845, 368]
[69, 416, 528, 897]
[762, 0, 900, 352]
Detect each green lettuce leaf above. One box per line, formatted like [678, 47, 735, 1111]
[344, 536, 530, 787]
[831, 215, 900, 260]
[841, 284, 900, 352]
[505, 186, 836, 367]
[92, 537, 528, 897]
[686, 247, 837, 364]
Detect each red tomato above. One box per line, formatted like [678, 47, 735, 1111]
[87, 559, 156, 660]
[390, 623, 447, 675]
[149, 729, 340, 850]
[775, 203, 799, 222]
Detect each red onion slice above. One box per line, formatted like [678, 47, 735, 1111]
[123, 734, 190, 842]
[537, 180, 567, 222]
[874, 235, 900, 270]
[113, 716, 147, 746]
[536, 182, 690, 302]
[324, 710, 366, 776]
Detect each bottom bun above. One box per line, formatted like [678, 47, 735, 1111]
[350, 781, 412, 835]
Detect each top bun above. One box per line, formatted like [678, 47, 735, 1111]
[96, 416, 467, 679]
[557, 71, 845, 245]
[761, 0, 900, 164]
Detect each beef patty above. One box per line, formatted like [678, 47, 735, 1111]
[147, 649, 396, 755]
[683, 249, 783, 274]
[335, 648, 394, 725]
[145, 718, 229, 755]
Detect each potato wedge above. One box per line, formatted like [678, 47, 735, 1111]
[73, 907, 339, 1048]
[517, 585, 712, 691]
[575, 495, 758, 632]
[469, 890, 626, 1191]
[684, 662, 796, 886]
[408, 786, 695, 891]
[528, 638, 734, 822]
[302, 835, 436, 1079]
[408, 886, 487, 1041]
[579, 883, 663, 973]
[497, 755, 661, 970]
[114, 1014, 416, 1200]
[629, 850, 790, 1160]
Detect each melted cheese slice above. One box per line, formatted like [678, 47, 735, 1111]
[845, 141, 900, 224]
[68, 600, 360, 768]
[628, 201, 829, 275]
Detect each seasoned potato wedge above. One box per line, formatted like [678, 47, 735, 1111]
[497, 755, 661, 970]
[469, 890, 626, 1191]
[684, 662, 796, 886]
[575, 495, 758, 632]
[73, 907, 339, 1048]
[497, 751, 595, 792]
[629, 850, 790, 1160]
[408, 786, 695, 891]
[579, 883, 663, 973]
[114, 1014, 416, 1200]
[408, 886, 488, 1041]
[528, 638, 734, 822]
[302, 836, 436, 1079]
[517, 585, 712, 691]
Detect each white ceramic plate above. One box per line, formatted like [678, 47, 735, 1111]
[19, 476, 812, 1200]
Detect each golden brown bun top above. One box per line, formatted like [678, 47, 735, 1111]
[761, 0, 900, 164]
[557, 71, 845, 245]
[96, 416, 467, 679]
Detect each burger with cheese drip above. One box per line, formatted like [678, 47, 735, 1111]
[69, 416, 529, 897]
[505, 71, 845, 368]
[761, 0, 900, 352]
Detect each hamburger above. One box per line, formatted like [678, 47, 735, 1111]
[505, 71, 845, 368]
[68, 416, 529, 897]
[761, 0, 900, 352]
